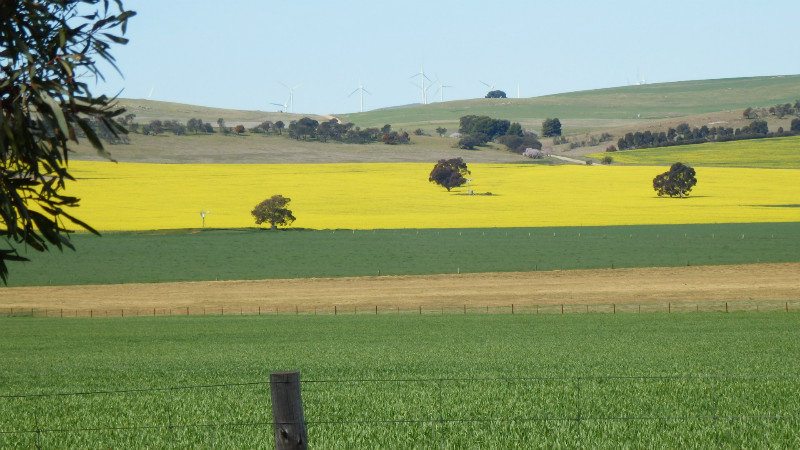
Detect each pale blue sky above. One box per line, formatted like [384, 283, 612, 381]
[100, 0, 800, 115]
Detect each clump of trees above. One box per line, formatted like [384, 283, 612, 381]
[457, 115, 541, 153]
[743, 101, 800, 119]
[542, 118, 562, 137]
[653, 163, 697, 198]
[429, 158, 470, 191]
[252, 195, 295, 230]
[281, 118, 409, 145]
[485, 90, 507, 98]
[435, 127, 447, 137]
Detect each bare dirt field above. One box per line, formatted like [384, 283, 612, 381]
[2, 263, 798, 314]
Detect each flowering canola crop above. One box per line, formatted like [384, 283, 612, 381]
[64, 161, 800, 231]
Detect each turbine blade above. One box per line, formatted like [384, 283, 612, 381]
[348, 88, 359, 97]
[279, 81, 289, 89]
[363, 89, 371, 95]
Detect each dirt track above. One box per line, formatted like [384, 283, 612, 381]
[2, 263, 798, 311]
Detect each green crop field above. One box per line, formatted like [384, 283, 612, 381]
[5, 222, 800, 286]
[340, 75, 800, 128]
[2, 313, 799, 448]
[588, 135, 800, 169]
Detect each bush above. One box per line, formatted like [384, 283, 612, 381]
[414, 128, 425, 136]
[601, 156, 613, 165]
[605, 145, 617, 152]
[458, 135, 479, 150]
[791, 118, 800, 133]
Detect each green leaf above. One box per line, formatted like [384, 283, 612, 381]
[40, 91, 69, 137]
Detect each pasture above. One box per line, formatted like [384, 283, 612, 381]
[62, 161, 800, 231]
[340, 75, 800, 128]
[4, 223, 799, 286]
[2, 313, 799, 448]
[588, 135, 800, 169]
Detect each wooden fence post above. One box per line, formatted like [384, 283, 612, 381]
[270, 371, 308, 450]
[511, 304, 514, 315]
[613, 304, 615, 314]
[725, 302, 728, 313]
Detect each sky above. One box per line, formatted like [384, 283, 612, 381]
[97, 0, 800, 115]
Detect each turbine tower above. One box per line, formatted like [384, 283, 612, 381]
[280, 82, 302, 113]
[410, 66, 432, 105]
[348, 80, 371, 113]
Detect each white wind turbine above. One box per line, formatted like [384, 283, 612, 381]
[348, 80, 371, 113]
[270, 98, 288, 112]
[279, 82, 302, 113]
[410, 66, 433, 105]
[432, 77, 453, 102]
[479, 80, 496, 91]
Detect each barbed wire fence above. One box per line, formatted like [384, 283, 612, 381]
[2, 373, 799, 447]
[2, 298, 798, 319]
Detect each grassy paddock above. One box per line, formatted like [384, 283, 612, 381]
[2, 313, 799, 448]
[5, 222, 800, 286]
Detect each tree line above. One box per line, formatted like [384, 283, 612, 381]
[613, 119, 800, 152]
[276, 118, 411, 145]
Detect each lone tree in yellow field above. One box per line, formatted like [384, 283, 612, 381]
[653, 162, 698, 198]
[429, 158, 471, 191]
[252, 195, 296, 230]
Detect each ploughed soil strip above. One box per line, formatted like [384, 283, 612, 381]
[1, 263, 798, 312]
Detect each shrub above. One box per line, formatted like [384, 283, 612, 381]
[601, 156, 613, 165]
[605, 145, 617, 152]
[458, 135, 479, 150]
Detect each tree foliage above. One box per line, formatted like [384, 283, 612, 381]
[0, 0, 135, 282]
[429, 158, 470, 191]
[251, 195, 296, 229]
[458, 115, 510, 140]
[542, 118, 562, 137]
[485, 90, 507, 98]
[653, 163, 697, 198]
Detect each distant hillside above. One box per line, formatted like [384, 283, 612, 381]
[339, 75, 800, 130]
[116, 98, 328, 127]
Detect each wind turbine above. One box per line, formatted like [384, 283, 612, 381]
[348, 80, 371, 113]
[479, 80, 496, 91]
[410, 66, 432, 105]
[431, 77, 453, 102]
[279, 82, 302, 113]
[270, 98, 288, 112]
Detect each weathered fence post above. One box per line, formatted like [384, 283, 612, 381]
[270, 371, 308, 450]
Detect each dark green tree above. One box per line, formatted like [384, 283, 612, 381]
[435, 126, 447, 137]
[791, 118, 800, 133]
[0, 0, 135, 282]
[485, 90, 507, 98]
[653, 162, 697, 198]
[542, 118, 562, 137]
[429, 158, 470, 191]
[507, 122, 523, 136]
[251, 195, 296, 230]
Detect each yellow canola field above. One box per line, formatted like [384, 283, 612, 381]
[65, 161, 800, 231]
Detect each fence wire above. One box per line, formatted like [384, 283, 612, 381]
[2, 374, 799, 440]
